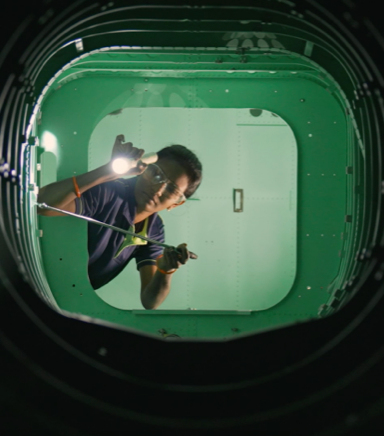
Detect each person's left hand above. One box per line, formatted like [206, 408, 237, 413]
[158, 244, 190, 273]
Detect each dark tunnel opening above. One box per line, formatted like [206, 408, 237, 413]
[1, 0, 384, 435]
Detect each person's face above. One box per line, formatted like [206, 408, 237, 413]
[134, 158, 189, 214]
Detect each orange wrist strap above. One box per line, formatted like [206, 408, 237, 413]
[156, 254, 176, 275]
[72, 176, 81, 198]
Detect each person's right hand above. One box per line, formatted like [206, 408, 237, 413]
[109, 134, 148, 177]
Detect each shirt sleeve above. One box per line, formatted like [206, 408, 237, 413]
[134, 215, 165, 271]
[74, 182, 116, 218]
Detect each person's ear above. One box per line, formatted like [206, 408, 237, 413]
[167, 200, 186, 211]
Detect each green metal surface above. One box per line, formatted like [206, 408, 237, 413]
[31, 47, 350, 339]
[89, 107, 297, 311]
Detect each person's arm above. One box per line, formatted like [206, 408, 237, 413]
[140, 244, 190, 310]
[37, 164, 115, 216]
[140, 265, 173, 310]
[37, 134, 146, 216]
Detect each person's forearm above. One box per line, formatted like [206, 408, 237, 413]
[141, 271, 173, 310]
[37, 163, 115, 210]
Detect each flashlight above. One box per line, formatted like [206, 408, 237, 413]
[112, 152, 158, 175]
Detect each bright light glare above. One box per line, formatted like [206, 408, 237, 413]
[41, 131, 59, 154]
[112, 158, 131, 174]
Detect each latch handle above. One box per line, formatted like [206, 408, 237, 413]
[234, 189, 244, 213]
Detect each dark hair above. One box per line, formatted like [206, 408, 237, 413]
[156, 145, 202, 199]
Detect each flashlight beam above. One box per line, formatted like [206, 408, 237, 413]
[36, 203, 198, 260]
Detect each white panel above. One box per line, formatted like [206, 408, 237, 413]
[91, 108, 297, 310]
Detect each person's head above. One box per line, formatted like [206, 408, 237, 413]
[135, 144, 202, 214]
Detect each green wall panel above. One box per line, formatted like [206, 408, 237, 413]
[89, 107, 297, 311]
[34, 49, 349, 339]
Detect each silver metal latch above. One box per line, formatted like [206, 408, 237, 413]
[234, 189, 244, 213]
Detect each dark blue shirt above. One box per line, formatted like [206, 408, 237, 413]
[74, 176, 165, 290]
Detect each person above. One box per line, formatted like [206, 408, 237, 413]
[37, 134, 203, 310]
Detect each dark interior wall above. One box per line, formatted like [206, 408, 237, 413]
[1, 0, 384, 435]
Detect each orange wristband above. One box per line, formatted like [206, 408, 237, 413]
[72, 176, 81, 198]
[156, 254, 176, 275]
